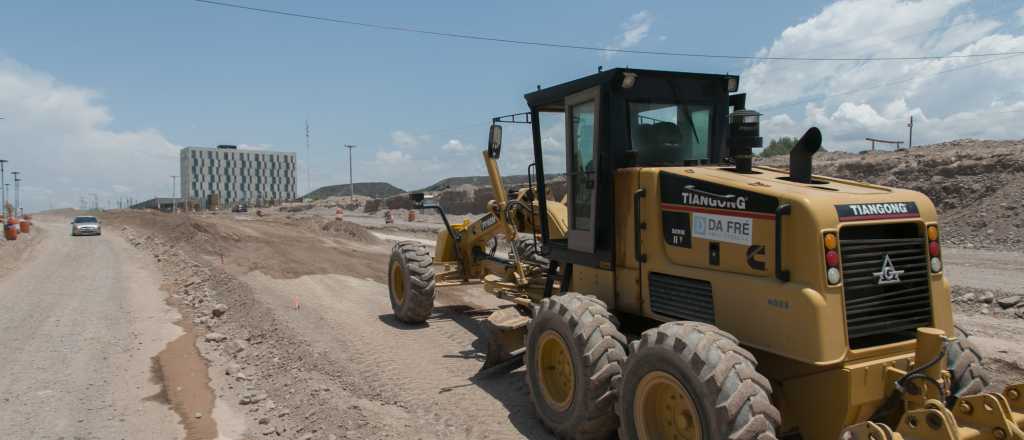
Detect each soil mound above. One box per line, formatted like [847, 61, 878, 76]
[758, 139, 1024, 249]
[320, 219, 383, 245]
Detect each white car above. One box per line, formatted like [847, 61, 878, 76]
[71, 216, 101, 236]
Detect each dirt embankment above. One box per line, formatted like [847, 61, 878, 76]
[363, 178, 568, 215]
[759, 139, 1024, 249]
[105, 211, 386, 281]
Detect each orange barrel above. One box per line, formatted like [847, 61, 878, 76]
[19, 219, 30, 233]
[407, 210, 416, 222]
[4, 217, 17, 241]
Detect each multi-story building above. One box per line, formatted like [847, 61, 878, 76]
[180, 145, 297, 209]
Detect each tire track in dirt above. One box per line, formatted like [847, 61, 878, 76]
[242, 272, 552, 439]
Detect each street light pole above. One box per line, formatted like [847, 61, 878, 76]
[11, 171, 20, 217]
[171, 175, 178, 213]
[343, 145, 356, 201]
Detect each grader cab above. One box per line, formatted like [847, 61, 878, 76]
[385, 67, 1024, 439]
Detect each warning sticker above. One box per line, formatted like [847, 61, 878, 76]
[692, 213, 752, 246]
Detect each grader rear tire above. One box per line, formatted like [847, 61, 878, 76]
[526, 292, 628, 439]
[387, 241, 436, 324]
[948, 326, 990, 398]
[616, 322, 781, 440]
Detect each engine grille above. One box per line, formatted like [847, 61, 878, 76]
[649, 273, 714, 324]
[839, 223, 932, 349]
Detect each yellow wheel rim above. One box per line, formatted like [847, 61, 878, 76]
[536, 330, 574, 411]
[635, 371, 702, 440]
[390, 261, 405, 305]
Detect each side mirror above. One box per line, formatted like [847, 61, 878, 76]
[487, 124, 502, 159]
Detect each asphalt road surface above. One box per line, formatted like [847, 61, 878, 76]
[0, 217, 184, 439]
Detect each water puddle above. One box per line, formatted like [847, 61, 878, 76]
[147, 307, 219, 440]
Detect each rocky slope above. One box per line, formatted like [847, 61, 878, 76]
[759, 139, 1024, 249]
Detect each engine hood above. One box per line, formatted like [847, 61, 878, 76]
[655, 165, 938, 224]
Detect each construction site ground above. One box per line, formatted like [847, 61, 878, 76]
[3, 203, 1023, 439]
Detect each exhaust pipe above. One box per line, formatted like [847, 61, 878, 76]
[789, 127, 822, 183]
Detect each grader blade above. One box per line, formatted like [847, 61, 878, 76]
[479, 307, 529, 372]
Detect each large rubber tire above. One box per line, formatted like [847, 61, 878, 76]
[387, 241, 436, 323]
[513, 235, 549, 267]
[616, 322, 781, 440]
[947, 326, 990, 398]
[526, 292, 628, 439]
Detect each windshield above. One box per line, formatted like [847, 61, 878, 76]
[74, 217, 98, 223]
[629, 102, 712, 165]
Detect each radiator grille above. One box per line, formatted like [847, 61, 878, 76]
[649, 273, 714, 324]
[840, 223, 932, 349]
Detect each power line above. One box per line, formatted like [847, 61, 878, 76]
[194, 0, 1024, 62]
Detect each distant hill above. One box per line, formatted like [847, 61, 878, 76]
[304, 182, 405, 200]
[415, 174, 563, 193]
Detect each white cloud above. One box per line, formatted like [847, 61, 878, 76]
[0, 58, 181, 212]
[742, 0, 1024, 150]
[441, 139, 472, 153]
[374, 150, 411, 164]
[391, 130, 429, 149]
[604, 11, 654, 57]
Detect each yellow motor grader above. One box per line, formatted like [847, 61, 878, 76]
[385, 68, 1023, 440]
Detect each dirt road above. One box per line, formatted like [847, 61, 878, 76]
[943, 247, 1024, 292]
[0, 216, 238, 440]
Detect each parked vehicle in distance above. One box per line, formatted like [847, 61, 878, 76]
[71, 216, 101, 236]
[231, 204, 248, 213]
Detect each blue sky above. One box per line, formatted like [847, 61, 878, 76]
[1, 0, 1023, 211]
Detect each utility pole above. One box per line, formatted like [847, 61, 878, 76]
[90, 193, 98, 211]
[0, 159, 7, 217]
[344, 145, 356, 201]
[171, 175, 178, 213]
[11, 171, 20, 217]
[907, 116, 914, 150]
[305, 118, 311, 198]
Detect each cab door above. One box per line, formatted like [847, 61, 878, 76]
[565, 87, 601, 253]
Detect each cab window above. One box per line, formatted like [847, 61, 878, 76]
[629, 103, 711, 165]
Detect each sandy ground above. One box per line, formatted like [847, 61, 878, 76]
[943, 248, 1024, 292]
[0, 216, 185, 439]
[45, 207, 1020, 439]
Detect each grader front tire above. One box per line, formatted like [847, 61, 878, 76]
[616, 322, 781, 440]
[513, 235, 549, 267]
[387, 241, 436, 324]
[526, 292, 628, 439]
[947, 326, 990, 398]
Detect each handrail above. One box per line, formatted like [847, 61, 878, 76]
[775, 203, 791, 282]
[634, 188, 647, 263]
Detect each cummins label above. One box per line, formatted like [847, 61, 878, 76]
[836, 202, 919, 221]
